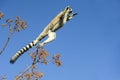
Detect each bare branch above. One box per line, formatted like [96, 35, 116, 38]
[0, 16, 27, 55]
[0, 29, 13, 54]
[15, 64, 33, 80]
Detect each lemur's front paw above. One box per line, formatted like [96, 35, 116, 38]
[73, 13, 78, 16]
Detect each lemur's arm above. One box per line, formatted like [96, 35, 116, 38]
[67, 13, 77, 21]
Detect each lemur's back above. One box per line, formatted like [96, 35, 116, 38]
[36, 11, 64, 41]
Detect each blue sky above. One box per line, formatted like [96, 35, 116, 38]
[0, 0, 120, 80]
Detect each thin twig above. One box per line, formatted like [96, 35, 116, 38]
[15, 55, 38, 80]
[15, 64, 33, 80]
[0, 31, 13, 54]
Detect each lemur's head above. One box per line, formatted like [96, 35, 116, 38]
[63, 6, 77, 21]
[64, 6, 72, 14]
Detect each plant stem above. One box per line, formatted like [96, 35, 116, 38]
[0, 31, 13, 54]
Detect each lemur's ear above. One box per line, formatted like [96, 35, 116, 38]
[64, 6, 70, 11]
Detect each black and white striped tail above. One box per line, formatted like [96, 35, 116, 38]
[10, 41, 36, 64]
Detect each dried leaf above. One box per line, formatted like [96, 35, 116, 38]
[29, 52, 36, 59]
[1, 24, 7, 27]
[43, 58, 47, 64]
[45, 51, 49, 57]
[52, 54, 62, 66]
[35, 71, 43, 79]
[20, 20, 27, 29]
[6, 19, 12, 23]
[39, 53, 44, 59]
[25, 73, 32, 79]
[56, 60, 62, 66]
[55, 54, 61, 58]
[14, 17, 27, 32]
[0, 12, 4, 20]
[41, 49, 49, 57]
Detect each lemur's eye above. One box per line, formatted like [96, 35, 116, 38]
[69, 11, 72, 13]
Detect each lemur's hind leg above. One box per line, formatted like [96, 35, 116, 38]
[39, 30, 56, 48]
[67, 13, 77, 21]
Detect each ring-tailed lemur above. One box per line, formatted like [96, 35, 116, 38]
[10, 6, 77, 63]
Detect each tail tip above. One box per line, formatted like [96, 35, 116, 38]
[10, 59, 15, 64]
